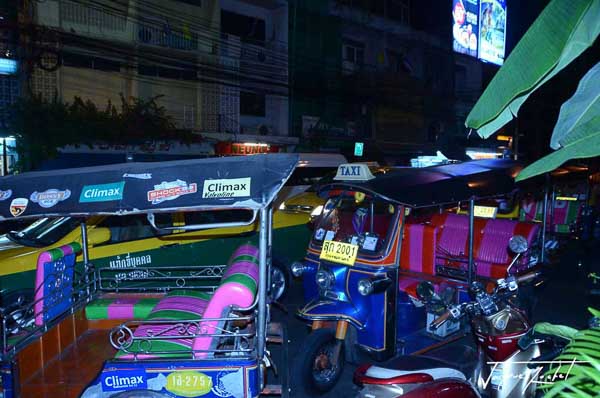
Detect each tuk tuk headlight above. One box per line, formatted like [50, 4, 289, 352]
[316, 269, 335, 289]
[310, 205, 324, 218]
[358, 279, 374, 296]
[291, 261, 306, 277]
[358, 277, 392, 296]
[279, 202, 286, 211]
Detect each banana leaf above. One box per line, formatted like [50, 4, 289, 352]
[465, 0, 600, 138]
[550, 62, 600, 149]
[516, 128, 600, 181]
[535, 322, 580, 341]
[518, 62, 600, 180]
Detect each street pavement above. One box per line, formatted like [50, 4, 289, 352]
[273, 238, 600, 397]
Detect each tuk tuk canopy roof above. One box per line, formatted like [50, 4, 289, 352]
[319, 159, 522, 208]
[0, 154, 298, 220]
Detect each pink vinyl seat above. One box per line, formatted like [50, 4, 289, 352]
[116, 243, 260, 359]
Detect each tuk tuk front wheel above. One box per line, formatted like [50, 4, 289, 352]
[271, 259, 290, 301]
[292, 328, 345, 395]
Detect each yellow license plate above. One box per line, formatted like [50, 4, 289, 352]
[320, 240, 359, 266]
[474, 205, 497, 219]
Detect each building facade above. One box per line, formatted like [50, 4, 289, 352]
[289, 0, 484, 162]
[26, 0, 294, 158]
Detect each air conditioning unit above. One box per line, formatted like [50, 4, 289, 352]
[257, 124, 272, 136]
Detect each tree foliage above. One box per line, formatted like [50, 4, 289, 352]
[9, 94, 192, 171]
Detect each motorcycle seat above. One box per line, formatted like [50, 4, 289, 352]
[364, 355, 467, 382]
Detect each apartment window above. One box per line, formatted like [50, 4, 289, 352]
[138, 64, 197, 81]
[386, 49, 412, 74]
[240, 91, 265, 117]
[221, 10, 266, 46]
[62, 53, 120, 72]
[387, 50, 402, 72]
[387, 0, 410, 25]
[335, 0, 410, 25]
[176, 0, 201, 5]
[343, 40, 365, 65]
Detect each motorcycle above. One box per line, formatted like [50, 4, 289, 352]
[353, 236, 561, 398]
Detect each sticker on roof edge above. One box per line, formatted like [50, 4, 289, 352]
[202, 177, 251, 199]
[10, 198, 28, 217]
[0, 190, 12, 201]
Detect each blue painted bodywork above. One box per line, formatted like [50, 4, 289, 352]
[1, 362, 14, 398]
[81, 359, 260, 398]
[299, 248, 473, 356]
[298, 252, 390, 351]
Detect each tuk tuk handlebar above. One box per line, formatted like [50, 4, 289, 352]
[429, 271, 541, 331]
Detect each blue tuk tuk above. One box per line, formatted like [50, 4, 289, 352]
[291, 159, 545, 394]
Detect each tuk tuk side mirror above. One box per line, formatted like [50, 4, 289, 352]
[87, 227, 111, 247]
[416, 281, 435, 301]
[508, 235, 528, 254]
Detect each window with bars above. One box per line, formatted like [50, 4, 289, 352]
[343, 40, 365, 65]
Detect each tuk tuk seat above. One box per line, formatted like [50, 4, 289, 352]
[430, 213, 539, 279]
[85, 294, 162, 320]
[34, 242, 82, 326]
[475, 218, 540, 277]
[400, 223, 438, 275]
[116, 244, 259, 359]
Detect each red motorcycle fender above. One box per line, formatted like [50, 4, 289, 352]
[402, 379, 478, 398]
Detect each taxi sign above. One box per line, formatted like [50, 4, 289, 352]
[473, 205, 497, 219]
[556, 196, 578, 201]
[320, 240, 359, 266]
[334, 163, 375, 181]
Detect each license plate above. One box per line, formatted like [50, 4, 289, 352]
[320, 240, 359, 266]
[490, 366, 503, 389]
[474, 205, 497, 219]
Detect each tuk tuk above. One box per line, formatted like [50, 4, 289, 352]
[0, 154, 298, 398]
[291, 159, 545, 394]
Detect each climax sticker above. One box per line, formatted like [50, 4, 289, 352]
[102, 370, 147, 392]
[202, 178, 251, 199]
[80, 182, 125, 203]
[30, 189, 71, 208]
[9, 198, 28, 217]
[147, 180, 197, 204]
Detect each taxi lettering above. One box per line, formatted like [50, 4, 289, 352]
[340, 166, 361, 176]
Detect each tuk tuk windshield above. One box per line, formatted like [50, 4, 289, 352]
[312, 194, 397, 256]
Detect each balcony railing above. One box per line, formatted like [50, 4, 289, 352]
[61, 0, 127, 32]
[137, 22, 199, 51]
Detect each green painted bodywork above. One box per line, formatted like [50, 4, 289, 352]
[0, 223, 311, 298]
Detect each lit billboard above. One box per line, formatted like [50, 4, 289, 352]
[0, 58, 18, 75]
[478, 0, 507, 65]
[452, 0, 507, 66]
[452, 0, 480, 58]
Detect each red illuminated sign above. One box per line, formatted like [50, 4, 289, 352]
[215, 142, 280, 156]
